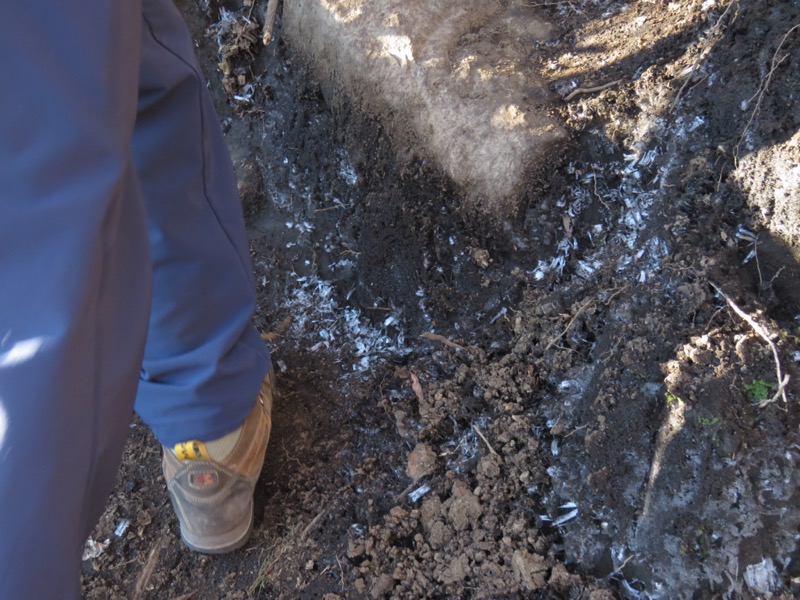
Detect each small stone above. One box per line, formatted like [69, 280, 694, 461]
[512, 550, 548, 591]
[420, 495, 443, 531]
[427, 520, 453, 549]
[548, 562, 573, 590]
[477, 454, 501, 479]
[347, 538, 365, 558]
[744, 557, 781, 595]
[471, 248, 491, 269]
[683, 343, 713, 365]
[370, 573, 394, 599]
[446, 480, 483, 531]
[407, 443, 437, 481]
[438, 554, 470, 584]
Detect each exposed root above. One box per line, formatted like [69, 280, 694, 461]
[671, 0, 739, 112]
[710, 282, 789, 406]
[563, 78, 623, 102]
[735, 21, 800, 161]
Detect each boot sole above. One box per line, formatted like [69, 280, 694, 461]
[179, 501, 254, 554]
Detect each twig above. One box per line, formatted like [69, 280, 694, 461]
[671, 66, 701, 113]
[563, 424, 589, 439]
[408, 371, 425, 404]
[564, 79, 623, 102]
[769, 376, 791, 407]
[603, 285, 629, 306]
[528, 1, 578, 6]
[262, 0, 280, 45]
[735, 22, 799, 161]
[753, 234, 764, 289]
[340, 246, 361, 257]
[706, 306, 725, 328]
[438, 434, 468, 457]
[420, 331, 465, 350]
[591, 168, 612, 213]
[300, 507, 328, 539]
[336, 555, 346, 592]
[282, 440, 306, 471]
[710, 282, 789, 405]
[473, 425, 499, 456]
[545, 298, 595, 350]
[613, 554, 634, 575]
[394, 480, 418, 503]
[134, 533, 167, 600]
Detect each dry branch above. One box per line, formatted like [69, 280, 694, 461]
[710, 282, 789, 406]
[564, 79, 623, 102]
[300, 507, 328, 539]
[420, 331, 465, 350]
[262, 0, 280, 45]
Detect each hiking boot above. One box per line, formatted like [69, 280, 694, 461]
[162, 370, 274, 553]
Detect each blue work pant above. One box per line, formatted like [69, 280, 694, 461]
[0, 0, 271, 597]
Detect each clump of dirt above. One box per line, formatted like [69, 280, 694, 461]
[82, 0, 800, 598]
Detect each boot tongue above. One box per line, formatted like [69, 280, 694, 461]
[173, 426, 242, 462]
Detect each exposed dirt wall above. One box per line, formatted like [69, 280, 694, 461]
[734, 130, 800, 259]
[282, 0, 568, 222]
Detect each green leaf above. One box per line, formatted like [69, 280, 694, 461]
[744, 379, 772, 403]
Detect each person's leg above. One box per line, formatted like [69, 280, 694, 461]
[133, 0, 271, 448]
[133, 0, 272, 553]
[0, 3, 149, 598]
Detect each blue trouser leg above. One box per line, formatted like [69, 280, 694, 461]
[134, 0, 270, 446]
[0, 0, 270, 597]
[0, 3, 149, 598]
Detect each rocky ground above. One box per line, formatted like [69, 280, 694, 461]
[82, 0, 799, 598]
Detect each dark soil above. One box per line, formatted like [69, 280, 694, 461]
[82, 0, 800, 598]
